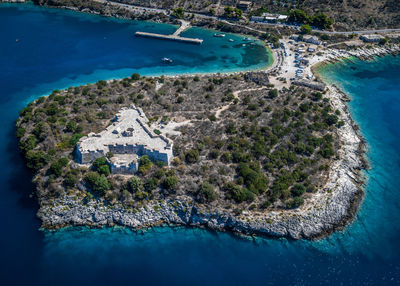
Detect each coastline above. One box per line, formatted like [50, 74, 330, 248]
[36, 81, 365, 240]
[36, 46, 399, 240]
[9, 2, 399, 239]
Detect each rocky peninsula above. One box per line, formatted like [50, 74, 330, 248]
[12, 0, 400, 239]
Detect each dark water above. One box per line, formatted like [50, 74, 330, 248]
[1, 3, 400, 286]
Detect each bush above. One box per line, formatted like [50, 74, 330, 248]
[138, 155, 153, 174]
[286, 197, 304, 209]
[127, 176, 143, 193]
[66, 121, 77, 132]
[92, 157, 110, 176]
[325, 114, 338, 126]
[69, 134, 84, 147]
[25, 150, 50, 171]
[198, 182, 217, 203]
[162, 176, 178, 190]
[145, 177, 159, 192]
[224, 182, 255, 203]
[131, 73, 140, 80]
[269, 89, 278, 98]
[172, 7, 185, 19]
[64, 172, 78, 188]
[49, 157, 68, 177]
[185, 149, 199, 164]
[291, 184, 306, 196]
[84, 172, 110, 196]
[300, 24, 312, 34]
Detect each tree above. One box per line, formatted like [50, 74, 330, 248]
[311, 13, 333, 29]
[325, 114, 338, 126]
[127, 176, 143, 193]
[291, 184, 306, 197]
[300, 24, 312, 35]
[84, 172, 110, 196]
[92, 157, 110, 176]
[172, 7, 185, 19]
[49, 157, 68, 177]
[380, 38, 388, 45]
[198, 182, 216, 203]
[25, 150, 50, 171]
[288, 9, 309, 24]
[131, 73, 140, 80]
[138, 155, 153, 174]
[269, 89, 278, 98]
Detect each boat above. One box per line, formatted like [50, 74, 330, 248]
[214, 33, 225, 38]
[162, 57, 173, 63]
[228, 39, 234, 42]
[243, 37, 252, 41]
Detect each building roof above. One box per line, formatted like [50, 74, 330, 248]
[78, 106, 171, 155]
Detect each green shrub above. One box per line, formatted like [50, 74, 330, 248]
[286, 197, 304, 209]
[92, 157, 110, 176]
[291, 184, 306, 196]
[268, 89, 278, 98]
[224, 182, 255, 203]
[138, 155, 153, 174]
[131, 73, 140, 80]
[198, 182, 216, 203]
[185, 149, 199, 164]
[64, 172, 78, 188]
[49, 157, 68, 177]
[162, 176, 178, 190]
[25, 150, 50, 171]
[127, 176, 143, 193]
[84, 172, 110, 196]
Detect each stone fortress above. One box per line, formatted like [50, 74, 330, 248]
[75, 105, 173, 174]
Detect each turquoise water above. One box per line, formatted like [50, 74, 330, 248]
[1, 3, 400, 285]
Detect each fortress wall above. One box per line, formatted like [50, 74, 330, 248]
[110, 162, 137, 174]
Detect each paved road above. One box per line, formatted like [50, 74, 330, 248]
[95, 0, 400, 35]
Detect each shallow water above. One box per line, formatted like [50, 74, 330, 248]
[1, 3, 400, 285]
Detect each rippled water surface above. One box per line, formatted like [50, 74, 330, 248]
[1, 3, 400, 285]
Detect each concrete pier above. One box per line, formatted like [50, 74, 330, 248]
[135, 20, 203, 45]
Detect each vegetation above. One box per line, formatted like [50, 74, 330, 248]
[17, 73, 340, 215]
[300, 24, 312, 35]
[223, 6, 242, 19]
[172, 7, 185, 19]
[288, 9, 333, 30]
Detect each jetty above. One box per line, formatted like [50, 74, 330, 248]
[135, 20, 203, 45]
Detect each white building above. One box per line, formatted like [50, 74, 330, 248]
[360, 34, 383, 43]
[75, 105, 173, 174]
[303, 35, 321, 45]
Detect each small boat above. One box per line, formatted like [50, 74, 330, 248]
[243, 37, 252, 41]
[162, 57, 173, 63]
[214, 33, 225, 38]
[242, 44, 246, 47]
[228, 39, 234, 42]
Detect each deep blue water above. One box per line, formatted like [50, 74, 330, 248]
[1, 3, 400, 286]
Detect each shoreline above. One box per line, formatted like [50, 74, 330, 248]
[37, 48, 399, 240]
[10, 2, 399, 239]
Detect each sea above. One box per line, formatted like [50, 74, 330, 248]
[1, 3, 400, 286]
